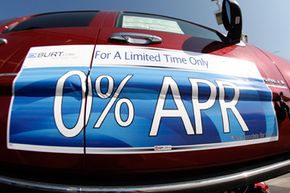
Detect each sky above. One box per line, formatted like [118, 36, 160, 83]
[1, 0, 290, 61]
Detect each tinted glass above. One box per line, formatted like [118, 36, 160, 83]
[118, 13, 223, 42]
[4, 12, 97, 33]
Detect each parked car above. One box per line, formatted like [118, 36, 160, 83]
[0, 0, 289, 192]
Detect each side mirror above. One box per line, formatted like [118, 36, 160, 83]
[222, 0, 242, 43]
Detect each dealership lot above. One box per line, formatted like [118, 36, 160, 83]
[268, 173, 290, 193]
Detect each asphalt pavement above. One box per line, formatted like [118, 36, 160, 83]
[267, 173, 290, 193]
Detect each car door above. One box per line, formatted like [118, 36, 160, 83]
[83, 12, 282, 174]
[0, 11, 102, 171]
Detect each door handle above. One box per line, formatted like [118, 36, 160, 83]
[0, 38, 8, 45]
[110, 32, 162, 45]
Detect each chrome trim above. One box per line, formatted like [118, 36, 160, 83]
[0, 73, 17, 77]
[86, 136, 278, 154]
[0, 158, 290, 192]
[8, 136, 278, 154]
[110, 32, 162, 45]
[8, 143, 84, 154]
[0, 38, 8, 45]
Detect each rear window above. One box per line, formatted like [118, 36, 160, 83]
[4, 11, 97, 33]
[117, 13, 223, 42]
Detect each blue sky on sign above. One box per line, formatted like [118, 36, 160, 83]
[1, 0, 289, 61]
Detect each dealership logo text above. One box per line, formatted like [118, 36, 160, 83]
[28, 51, 64, 58]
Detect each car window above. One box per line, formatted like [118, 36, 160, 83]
[3, 11, 98, 33]
[117, 13, 223, 42]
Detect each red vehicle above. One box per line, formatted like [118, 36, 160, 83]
[0, 0, 289, 192]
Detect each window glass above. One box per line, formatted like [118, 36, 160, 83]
[118, 13, 223, 42]
[4, 12, 97, 33]
[122, 15, 184, 34]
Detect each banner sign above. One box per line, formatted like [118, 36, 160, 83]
[8, 45, 278, 154]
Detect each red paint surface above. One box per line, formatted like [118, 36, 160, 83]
[0, 11, 289, 177]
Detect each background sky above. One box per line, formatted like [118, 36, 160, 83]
[1, 0, 290, 61]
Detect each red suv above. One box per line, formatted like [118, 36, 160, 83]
[0, 0, 289, 192]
